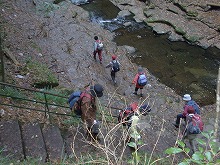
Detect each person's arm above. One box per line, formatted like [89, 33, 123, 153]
[182, 105, 188, 117]
[132, 74, 139, 84]
[94, 41, 97, 51]
[106, 61, 113, 68]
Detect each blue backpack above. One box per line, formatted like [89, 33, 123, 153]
[138, 74, 147, 86]
[187, 100, 200, 115]
[68, 91, 81, 111]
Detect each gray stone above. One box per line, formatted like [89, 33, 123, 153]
[117, 10, 131, 18]
[42, 125, 64, 163]
[124, 45, 136, 54]
[0, 120, 24, 160]
[22, 122, 47, 162]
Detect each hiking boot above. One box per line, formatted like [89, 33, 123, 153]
[114, 80, 116, 84]
[140, 94, 143, 97]
[133, 92, 137, 95]
[100, 61, 102, 64]
[172, 123, 179, 128]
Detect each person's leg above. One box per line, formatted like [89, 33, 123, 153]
[111, 71, 116, 83]
[140, 87, 143, 97]
[93, 51, 97, 60]
[133, 87, 138, 95]
[174, 114, 184, 128]
[98, 50, 102, 63]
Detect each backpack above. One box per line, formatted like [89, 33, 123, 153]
[118, 103, 138, 126]
[97, 40, 103, 50]
[138, 74, 147, 86]
[187, 100, 200, 115]
[187, 114, 204, 134]
[112, 60, 120, 72]
[68, 91, 93, 116]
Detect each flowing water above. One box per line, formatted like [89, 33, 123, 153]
[80, 0, 220, 106]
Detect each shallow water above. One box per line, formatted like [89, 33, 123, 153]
[81, 0, 220, 105]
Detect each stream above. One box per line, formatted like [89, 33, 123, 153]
[80, 0, 220, 106]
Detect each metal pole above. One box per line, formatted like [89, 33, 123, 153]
[0, 35, 5, 82]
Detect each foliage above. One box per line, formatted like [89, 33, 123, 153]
[175, 27, 186, 35]
[36, 2, 60, 17]
[34, 88, 67, 105]
[187, 11, 198, 17]
[165, 130, 220, 165]
[0, 86, 26, 101]
[22, 59, 58, 88]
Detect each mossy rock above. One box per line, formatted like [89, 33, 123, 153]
[175, 27, 186, 35]
[23, 60, 58, 88]
[183, 34, 202, 43]
[186, 11, 198, 17]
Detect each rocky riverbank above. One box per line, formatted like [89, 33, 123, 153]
[110, 0, 220, 53]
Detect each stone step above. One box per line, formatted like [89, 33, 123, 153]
[42, 124, 64, 163]
[21, 122, 47, 162]
[0, 120, 24, 160]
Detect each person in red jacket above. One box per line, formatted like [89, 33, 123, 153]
[132, 67, 147, 97]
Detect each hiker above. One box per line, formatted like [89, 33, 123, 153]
[71, 84, 104, 139]
[132, 67, 148, 97]
[118, 102, 151, 142]
[173, 94, 201, 128]
[106, 55, 120, 84]
[93, 36, 103, 64]
[182, 106, 204, 154]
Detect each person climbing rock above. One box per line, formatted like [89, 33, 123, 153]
[93, 36, 103, 64]
[132, 67, 148, 97]
[106, 55, 120, 84]
[72, 84, 104, 140]
[118, 102, 151, 143]
[181, 107, 204, 155]
[173, 94, 200, 128]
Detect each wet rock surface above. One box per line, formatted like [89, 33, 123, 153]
[110, 0, 220, 49]
[0, 0, 219, 163]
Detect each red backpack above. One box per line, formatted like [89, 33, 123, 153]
[186, 114, 204, 134]
[118, 102, 138, 126]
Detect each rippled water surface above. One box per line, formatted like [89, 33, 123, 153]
[81, 0, 220, 105]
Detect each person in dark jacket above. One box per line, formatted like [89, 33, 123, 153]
[173, 94, 200, 128]
[106, 55, 120, 84]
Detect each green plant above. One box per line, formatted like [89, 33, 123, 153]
[34, 88, 67, 105]
[165, 130, 220, 165]
[0, 86, 26, 100]
[23, 60, 58, 88]
[36, 2, 60, 17]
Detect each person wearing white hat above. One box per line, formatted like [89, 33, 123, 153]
[173, 94, 200, 128]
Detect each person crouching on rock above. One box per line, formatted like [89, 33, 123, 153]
[80, 84, 104, 140]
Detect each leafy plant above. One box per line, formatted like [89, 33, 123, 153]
[165, 130, 220, 165]
[36, 2, 60, 17]
[34, 88, 67, 105]
[0, 86, 26, 101]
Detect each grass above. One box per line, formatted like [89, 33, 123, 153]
[0, 86, 26, 101]
[22, 59, 58, 88]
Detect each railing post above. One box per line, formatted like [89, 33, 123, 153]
[44, 93, 51, 123]
[0, 35, 5, 83]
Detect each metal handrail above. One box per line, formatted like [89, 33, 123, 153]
[0, 81, 72, 121]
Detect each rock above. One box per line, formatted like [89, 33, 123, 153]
[117, 10, 131, 18]
[123, 22, 132, 27]
[124, 45, 136, 54]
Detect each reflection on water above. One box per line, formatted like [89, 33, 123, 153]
[81, 0, 220, 105]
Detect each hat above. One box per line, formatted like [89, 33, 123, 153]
[187, 106, 195, 114]
[112, 55, 117, 60]
[138, 67, 143, 74]
[90, 84, 103, 97]
[183, 94, 191, 101]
